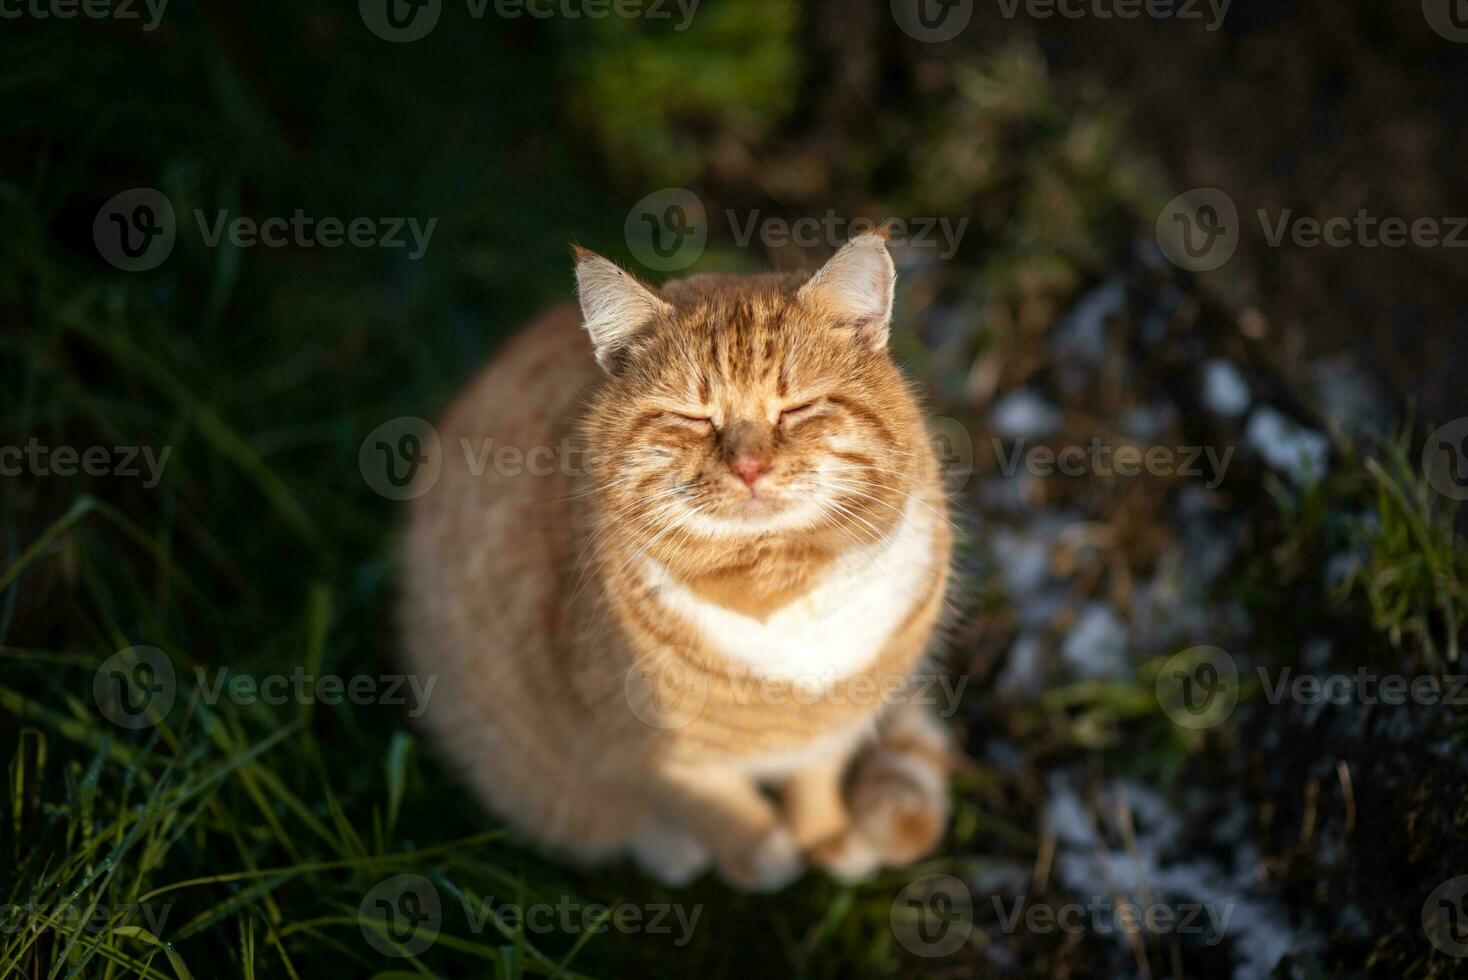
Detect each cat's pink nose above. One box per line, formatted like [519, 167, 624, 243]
[729, 453, 769, 488]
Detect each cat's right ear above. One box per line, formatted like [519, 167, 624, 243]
[573, 246, 672, 373]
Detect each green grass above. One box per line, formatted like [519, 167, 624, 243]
[0, 7, 969, 978]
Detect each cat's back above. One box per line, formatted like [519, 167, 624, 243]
[403, 302, 599, 668]
[441, 300, 600, 441]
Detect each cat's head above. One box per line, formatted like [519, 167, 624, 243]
[575, 233, 930, 551]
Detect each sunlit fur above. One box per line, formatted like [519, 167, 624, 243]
[402, 239, 955, 891]
[583, 271, 931, 617]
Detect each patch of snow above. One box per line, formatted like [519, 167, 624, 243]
[990, 527, 1051, 601]
[1302, 637, 1333, 668]
[1135, 238, 1168, 270]
[1053, 277, 1127, 365]
[1044, 776, 1319, 980]
[1060, 603, 1131, 680]
[982, 740, 1026, 774]
[1310, 354, 1387, 437]
[1140, 284, 1182, 345]
[1324, 550, 1362, 591]
[1203, 360, 1251, 419]
[1123, 402, 1176, 440]
[976, 470, 1037, 511]
[989, 389, 1064, 440]
[996, 631, 1046, 698]
[1245, 408, 1331, 485]
[1019, 588, 1069, 629]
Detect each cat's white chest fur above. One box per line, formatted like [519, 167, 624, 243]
[641, 497, 936, 682]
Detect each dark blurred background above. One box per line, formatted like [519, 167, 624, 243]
[6, 0, 1466, 423]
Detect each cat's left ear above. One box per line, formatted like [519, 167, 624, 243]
[797, 231, 896, 350]
[573, 246, 673, 373]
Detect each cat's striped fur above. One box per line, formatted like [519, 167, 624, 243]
[402, 234, 955, 890]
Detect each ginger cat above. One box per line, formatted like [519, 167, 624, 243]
[402, 233, 955, 891]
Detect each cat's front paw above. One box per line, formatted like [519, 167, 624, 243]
[718, 825, 803, 893]
[630, 821, 712, 888]
[845, 746, 950, 869]
[808, 829, 883, 885]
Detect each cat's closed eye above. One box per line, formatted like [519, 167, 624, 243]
[663, 411, 715, 429]
[779, 399, 823, 424]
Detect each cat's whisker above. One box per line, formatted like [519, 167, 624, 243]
[556, 474, 639, 502]
[820, 471, 962, 532]
[795, 484, 890, 543]
[571, 497, 689, 602]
